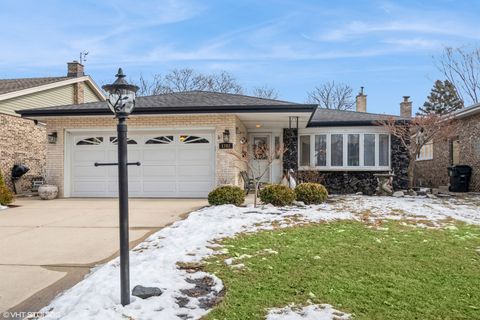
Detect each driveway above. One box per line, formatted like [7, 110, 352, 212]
[0, 197, 207, 315]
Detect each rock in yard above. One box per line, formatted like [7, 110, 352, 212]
[293, 200, 305, 207]
[356, 192, 363, 195]
[407, 189, 417, 196]
[392, 191, 404, 198]
[132, 285, 163, 299]
[426, 193, 437, 199]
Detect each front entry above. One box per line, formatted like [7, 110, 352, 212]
[249, 134, 271, 183]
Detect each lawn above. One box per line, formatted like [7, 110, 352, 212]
[205, 221, 480, 319]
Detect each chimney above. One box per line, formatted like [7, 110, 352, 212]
[356, 86, 367, 112]
[67, 61, 84, 77]
[400, 96, 412, 118]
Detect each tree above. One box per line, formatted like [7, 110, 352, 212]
[306, 81, 354, 110]
[436, 46, 480, 105]
[418, 80, 464, 115]
[134, 68, 243, 96]
[251, 85, 279, 99]
[378, 113, 458, 188]
[228, 143, 284, 207]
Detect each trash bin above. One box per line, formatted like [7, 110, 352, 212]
[447, 165, 472, 192]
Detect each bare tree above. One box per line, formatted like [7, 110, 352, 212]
[229, 143, 284, 207]
[134, 68, 244, 96]
[251, 85, 279, 99]
[436, 46, 480, 105]
[377, 113, 458, 188]
[306, 81, 354, 110]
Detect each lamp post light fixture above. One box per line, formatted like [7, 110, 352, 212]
[102, 68, 139, 306]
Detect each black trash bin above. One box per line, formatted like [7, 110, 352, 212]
[447, 165, 472, 192]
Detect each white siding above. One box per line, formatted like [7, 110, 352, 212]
[84, 83, 102, 103]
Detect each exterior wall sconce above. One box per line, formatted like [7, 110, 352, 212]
[223, 129, 230, 143]
[48, 132, 58, 144]
[219, 129, 233, 149]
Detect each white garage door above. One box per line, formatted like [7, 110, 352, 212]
[69, 131, 215, 198]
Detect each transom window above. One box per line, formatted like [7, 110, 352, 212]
[179, 135, 209, 144]
[299, 132, 390, 170]
[109, 137, 138, 145]
[76, 137, 103, 146]
[145, 136, 174, 144]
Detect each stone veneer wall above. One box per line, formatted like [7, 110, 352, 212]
[415, 112, 480, 191]
[0, 113, 46, 191]
[44, 114, 245, 197]
[390, 135, 410, 190]
[282, 128, 298, 171]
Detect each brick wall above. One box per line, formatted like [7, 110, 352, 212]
[0, 113, 46, 191]
[415, 112, 480, 191]
[44, 114, 246, 197]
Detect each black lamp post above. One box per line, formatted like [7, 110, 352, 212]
[102, 68, 139, 306]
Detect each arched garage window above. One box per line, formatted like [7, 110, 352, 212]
[145, 136, 174, 144]
[109, 137, 138, 145]
[179, 135, 209, 144]
[76, 137, 103, 145]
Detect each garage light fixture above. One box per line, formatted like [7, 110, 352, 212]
[102, 68, 139, 117]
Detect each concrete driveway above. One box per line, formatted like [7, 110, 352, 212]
[0, 197, 207, 315]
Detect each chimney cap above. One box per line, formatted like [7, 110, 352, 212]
[403, 96, 410, 102]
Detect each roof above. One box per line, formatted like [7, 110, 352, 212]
[17, 91, 317, 117]
[451, 102, 480, 119]
[0, 77, 71, 95]
[308, 108, 409, 127]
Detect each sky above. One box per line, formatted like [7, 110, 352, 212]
[1, 0, 479, 115]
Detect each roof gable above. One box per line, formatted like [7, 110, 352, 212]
[0, 77, 70, 95]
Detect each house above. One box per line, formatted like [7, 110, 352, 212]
[0, 61, 104, 191]
[17, 87, 409, 198]
[415, 103, 480, 192]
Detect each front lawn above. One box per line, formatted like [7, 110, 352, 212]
[205, 221, 480, 319]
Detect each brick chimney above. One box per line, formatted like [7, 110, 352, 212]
[67, 61, 85, 104]
[400, 96, 412, 118]
[67, 61, 84, 77]
[356, 86, 367, 112]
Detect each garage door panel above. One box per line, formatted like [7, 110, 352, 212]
[142, 165, 176, 177]
[73, 150, 106, 162]
[71, 131, 214, 198]
[143, 149, 176, 161]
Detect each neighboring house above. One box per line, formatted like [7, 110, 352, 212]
[415, 103, 480, 192]
[0, 61, 104, 191]
[17, 88, 409, 198]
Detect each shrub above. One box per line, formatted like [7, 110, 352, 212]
[208, 185, 246, 206]
[0, 171, 13, 206]
[295, 182, 328, 205]
[259, 184, 295, 206]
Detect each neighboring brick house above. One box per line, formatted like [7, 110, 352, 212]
[415, 104, 480, 192]
[18, 84, 409, 198]
[0, 61, 104, 191]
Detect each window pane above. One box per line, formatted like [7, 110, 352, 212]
[347, 134, 360, 166]
[331, 134, 343, 166]
[379, 134, 389, 166]
[315, 135, 327, 166]
[364, 134, 376, 166]
[299, 135, 311, 166]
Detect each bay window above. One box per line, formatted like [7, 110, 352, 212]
[298, 131, 390, 170]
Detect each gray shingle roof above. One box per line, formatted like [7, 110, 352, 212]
[0, 77, 71, 95]
[308, 108, 409, 127]
[17, 91, 316, 116]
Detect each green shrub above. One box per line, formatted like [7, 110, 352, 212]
[208, 185, 246, 206]
[295, 182, 328, 204]
[259, 184, 295, 206]
[0, 171, 13, 206]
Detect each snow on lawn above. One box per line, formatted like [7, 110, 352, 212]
[267, 304, 351, 320]
[38, 195, 480, 320]
[0, 205, 8, 210]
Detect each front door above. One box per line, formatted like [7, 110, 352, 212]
[249, 134, 271, 183]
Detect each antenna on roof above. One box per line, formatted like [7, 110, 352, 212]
[79, 51, 89, 64]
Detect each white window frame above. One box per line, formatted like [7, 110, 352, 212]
[298, 127, 391, 171]
[416, 140, 433, 161]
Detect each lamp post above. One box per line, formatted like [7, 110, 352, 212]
[102, 68, 139, 306]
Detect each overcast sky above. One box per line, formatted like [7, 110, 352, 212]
[1, 0, 479, 114]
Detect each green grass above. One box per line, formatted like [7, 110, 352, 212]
[204, 221, 480, 319]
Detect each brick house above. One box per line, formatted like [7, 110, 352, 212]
[415, 103, 480, 192]
[0, 62, 104, 191]
[18, 86, 409, 198]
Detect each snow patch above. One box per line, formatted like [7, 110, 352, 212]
[0, 205, 8, 211]
[266, 304, 351, 320]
